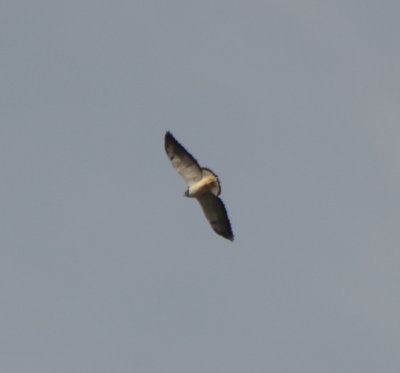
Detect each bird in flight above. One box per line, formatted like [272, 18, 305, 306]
[164, 131, 234, 241]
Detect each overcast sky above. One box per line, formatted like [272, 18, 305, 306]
[1, 1, 400, 372]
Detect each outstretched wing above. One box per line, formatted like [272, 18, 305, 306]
[165, 131, 202, 186]
[196, 192, 234, 241]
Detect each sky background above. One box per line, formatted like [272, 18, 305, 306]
[1, 1, 400, 372]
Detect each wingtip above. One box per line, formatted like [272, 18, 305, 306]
[218, 224, 234, 242]
[215, 229, 234, 241]
[164, 131, 173, 148]
[225, 232, 234, 242]
[164, 131, 177, 147]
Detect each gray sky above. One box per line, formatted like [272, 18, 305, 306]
[1, 1, 400, 372]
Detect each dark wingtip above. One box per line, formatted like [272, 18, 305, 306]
[216, 212, 234, 242]
[220, 204, 234, 242]
[165, 131, 173, 142]
[164, 131, 197, 165]
[164, 131, 175, 151]
[225, 235, 234, 242]
[165, 131, 179, 147]
[223, 229, 234, 242]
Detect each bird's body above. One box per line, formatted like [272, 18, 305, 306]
[164, 131, 234, 241]
[185, 169, 219, 198]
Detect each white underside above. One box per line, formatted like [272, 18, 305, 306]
[186, 174, 219, 198]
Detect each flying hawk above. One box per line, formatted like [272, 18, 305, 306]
[164, 131, 234, 241]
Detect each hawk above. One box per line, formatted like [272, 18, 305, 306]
[164, 131, 234, 241]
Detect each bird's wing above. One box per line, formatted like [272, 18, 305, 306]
[165, 131, 202, 186]
[196, 192, 234, 241]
